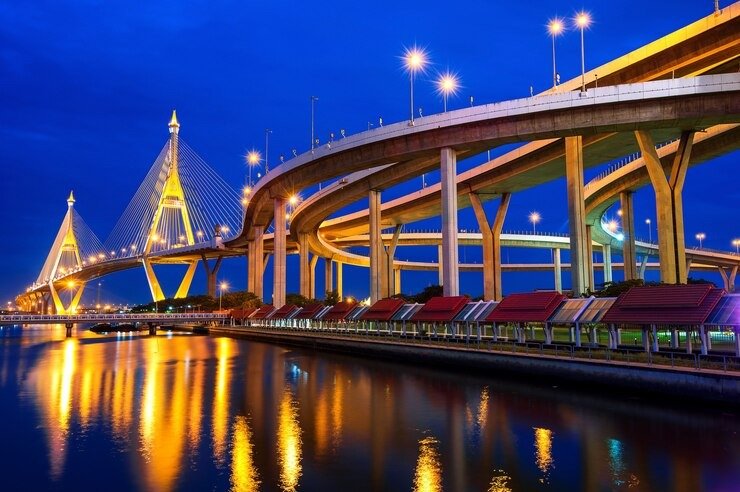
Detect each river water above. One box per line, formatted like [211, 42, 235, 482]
[0, 324, 737, 491]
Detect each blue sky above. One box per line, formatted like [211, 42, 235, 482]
[1, 1, 737, 306]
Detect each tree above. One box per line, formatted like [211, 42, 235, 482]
[324, 290, 339, 306]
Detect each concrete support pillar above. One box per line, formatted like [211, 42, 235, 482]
[273, 198, 287, 308]
[553, 249, 562, 293]
[585, 225, 595, 292]
[437, 245, 444, 286]
[699, 325, 708, 355]
[202, 254, 223, 298]
[470, 192, 511, 301]
[336, 262, 343, 300]
[440, 147, 459, 296]
[639, 256, 648, 280]
[670, 329, 679, 349]
[394, 268, 401, 295]
[369, 189, 383, 303]
[325, 258, 333, 294]
[602, 244, 612, 283]
[574, 322, 582, 347]
[309, 255, 318, 299]
[565, 136, 590, 295]
[247, 226, 264, 298]
[635, 130, 694, 284]
[620, 191, 638, 281]
[718, 266, 738, 292]
[298, 232, 311, 298]
[686, 329, 693, 354]
[384, 224, 403, 297]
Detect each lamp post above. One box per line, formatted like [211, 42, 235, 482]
[403, 47, 428, 126]
[246, 150, 261, 186]
[310, 96, 319, 150]
[437, 72, 459, 113]
[574, 12, 591, 93]
[529, 211, 541, 234]
[695, 232, 706, 249]
[265, 129, 272, 173]
[548, 18, 564, 87]
[645, 218, 652, 244]
[733, 238, 740, 254]
[219, 281, 228, 311]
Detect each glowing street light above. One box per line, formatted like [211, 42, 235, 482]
[529, 211, 541, 234]
[436, 72, 460, 112]
[645, 218, 652, 243]
[695, 232, 706, 249]
[607, 219, 619, 233]
[574, 11, 591, 93]
[288, 194, 300, 207]
[219, 281, 228, 311]
[246, 149, 261, 186]
[547, 18, 565, 87]
[732, 238, 740, 254]
[403, 46, 428, 125]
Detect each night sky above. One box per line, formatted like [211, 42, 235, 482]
[1, 1, 737, 306]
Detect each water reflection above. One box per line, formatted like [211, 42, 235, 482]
[534, 427, 554, 483]
[413, 436, 442, 492]
[230, 415, 260, 492]
[277, 387, 303, 491]
[3, 327, 738, 491]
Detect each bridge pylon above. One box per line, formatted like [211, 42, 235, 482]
[42, 192, 87, 314]
[141, 110, 199, 302]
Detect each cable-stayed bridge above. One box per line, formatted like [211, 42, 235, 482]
[18, 112, 245, 314]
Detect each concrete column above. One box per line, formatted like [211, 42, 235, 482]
[585, 225, 594, 292]
[273, 198, 287, 308]
[440, 147, 459, 296]
[336, 262, 343, 300]
[635, 130, 694, 284]
[718, 266, 738, 292]
[309, 256, 318, 299]
[602, 244, 613, 283]
[369, 189, 383, 303]
[247, 226, 264, 299]
[470, 192, 511, 301]
[553, 248, 562, 293]
[620, 191, 638, 280]
[201, 254, 223, 298]
[384, 224, 403, 297]
[437, 245, 444, 286]
[639, 255, 648, 280]
[394, 268, 401, 295]
[298, 232, 310, 297]
[670, 329, 679, 349]
[565, 136, 590, 295]
[325, 258, 333, 294]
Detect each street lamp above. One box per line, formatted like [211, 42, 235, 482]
[645, 218, 652, 243]
[403, 46, 428, 126]
[436, 71, 459, 113]
[607, 219, 619, 233]
[695, 232, 706, 249]
[529, 211, 541, 234]
[310, 96, 319, 150]
[219, 281, 228, 311]
[265, 129, 272, 173]
[246, 150, 261, 186]
[732, 238, 739, 254]
[547, 18, 565, 87]
[574, 11, 591, 93]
